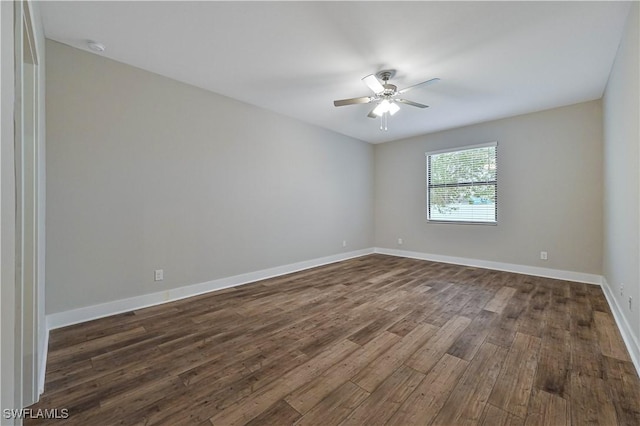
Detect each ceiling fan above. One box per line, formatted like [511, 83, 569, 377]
[333, 70, 440, 131]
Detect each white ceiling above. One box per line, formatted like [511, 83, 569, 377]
[40, 1, 631, 144]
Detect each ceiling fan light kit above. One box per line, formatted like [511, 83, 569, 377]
[373, 99, 400, 117]
[334, 69, 439, 131]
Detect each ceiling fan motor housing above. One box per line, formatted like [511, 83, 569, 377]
[376, 70, 398, 96]
[382, 84, 397, 96]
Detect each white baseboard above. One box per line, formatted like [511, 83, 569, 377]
[374, 247, 603, 285]
[48, 246, 605, 330]
[46, 248, 374, 330]
[601, 278, 640, 375]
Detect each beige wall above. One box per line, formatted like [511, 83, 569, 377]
[45, 40, 374, 314]
[603, 3, 639, 350]
[47, 38, 606, 320]
[374, 100, 603, 275]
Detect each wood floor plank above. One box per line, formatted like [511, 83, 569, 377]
[200, 350, 310, 415]
[43, 359, 95, 394]
[345, 310, 398, 346]
[285, 331, 400, 414]
[425, 293, 474, 327]
[569, 371, 618, 425]
[458, 287, 494, 318]
[524, 389, 570, 426]
[244, 400, 301, 426]
[447, 309, 497, 361]
[340, 365, 424, 425]
[352, 322, 437, 392]
[534, 325, 570, 398]
[484, 286, 517, 313]
[208, 339, 359, 425]
[367, 268, 408, 284]
[516, 285, 551, 338]
[586, 284, 611, 313]
[488, 332, 541, 418]
[486, 294, 528, 348]
[404, 315, 471, 373]
[103, 348, 282, 425]
[545, 284, 570, 331]
[99, 375, 184, 410]
[294, 381, 369, 426]
[569, 286, 604, 379]
[602, 355, 640, 425]
[27, 255, 640, 425]
[47, 326, 148, 366]
[594, 310, 632, 361]
[386, 354, 468, 426]
[433, 342, 508, 425]
[479, 404, 525, 426]
[386, 314, 421, 337]
[63, 376, 185, 426]
[47, 312, 140, 351]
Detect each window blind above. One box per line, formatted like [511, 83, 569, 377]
[426, 142, 497, 224]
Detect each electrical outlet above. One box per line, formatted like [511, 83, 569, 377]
[342, 240, 347, 248]
[540, 251, 548, 260]
[629, 296, 633, 311]
[397, 238, 403, 245]
[620, 283, 624, 296]
[154, 269, 163, 281]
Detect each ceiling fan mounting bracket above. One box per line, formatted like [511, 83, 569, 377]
[376, 69, 396, 82]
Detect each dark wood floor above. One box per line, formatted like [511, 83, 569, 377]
[28, 254, 640, 425]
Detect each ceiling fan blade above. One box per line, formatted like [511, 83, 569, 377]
[367, 107, 378, 118]
[362, 74, 385, 94]
[333, 96, 372, 107]
[396, 98, 429, 108]
[398, 78, 440, 94]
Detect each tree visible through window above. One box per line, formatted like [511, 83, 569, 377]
[426, 142, 497, 223]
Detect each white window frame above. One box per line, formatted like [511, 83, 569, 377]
[425, 141, 498, 225]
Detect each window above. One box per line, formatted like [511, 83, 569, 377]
[426, 142, 497, 224]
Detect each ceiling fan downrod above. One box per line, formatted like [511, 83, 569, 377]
[380, 112, 388, 131]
